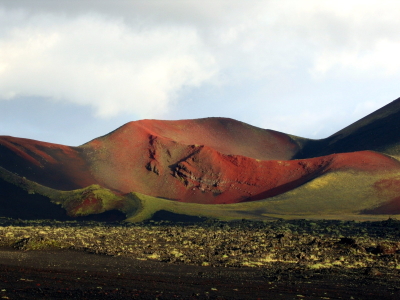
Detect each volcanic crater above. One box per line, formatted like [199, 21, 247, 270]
[1, 97, 400, 221]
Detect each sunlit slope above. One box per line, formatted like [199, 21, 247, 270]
[297, 97, 400, 158]
[125, 168, 400, 222]
[1, 100, 400, 220]
[79, 118, 311, 203]
[2, 159, 400, 222]
[80, 121, 399, 204]
[0, 118, 307, 203]
[86, 117, 304, 160]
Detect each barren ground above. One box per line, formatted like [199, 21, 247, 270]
[0, 217, 400, 299]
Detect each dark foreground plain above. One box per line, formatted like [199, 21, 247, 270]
[0, 217, 400, 299]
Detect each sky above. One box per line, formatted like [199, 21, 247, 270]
[1, 0, 400, 146]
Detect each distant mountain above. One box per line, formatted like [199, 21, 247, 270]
[296, 97, 400, 158]
[1, 99, 400, 222]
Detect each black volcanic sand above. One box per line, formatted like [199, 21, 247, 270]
[1, 218, 400, 299]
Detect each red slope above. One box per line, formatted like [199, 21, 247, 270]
[1, 118, 400, 206]
[81, 120, 400, 204]
[172, 148, 400, 204]
[0, 136, 96, 190]
[363, 178, 400, 214]
[89, 118, 302, 161]
[79, 118, 302, 200]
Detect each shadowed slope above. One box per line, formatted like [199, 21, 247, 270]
[0, 177, 73, 220]
[0, 177, 126, 221]
[0, 136, 96, 190]
[297, 97, 400, 158]
[0, 165, 127, 220]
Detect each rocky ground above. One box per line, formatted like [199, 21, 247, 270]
[0, 217, 400, 299]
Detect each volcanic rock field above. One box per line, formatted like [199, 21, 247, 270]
[1, 217, 400, 299]
[1, 217, 400, 269]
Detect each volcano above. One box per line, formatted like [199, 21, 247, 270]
[1, 97, 400, 222]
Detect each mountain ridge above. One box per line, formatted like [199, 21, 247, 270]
[296, 97, 400, 158]
[1, 97, 400, 221]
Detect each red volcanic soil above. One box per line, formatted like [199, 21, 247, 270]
[179, 149, 400, 203]
[81, 119, 400, 204]
[90, 118, 302, 161]
[363, 178, 400, 214]
[365, 196, 400, 214]
[2, 117, 400, 205]
[0, 136, 96, 190]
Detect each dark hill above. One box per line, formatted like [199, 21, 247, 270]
[296, 97, 400, 158]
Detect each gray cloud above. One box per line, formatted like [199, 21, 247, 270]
[1, 0, 400, 142]
[0, 10, 217, 118]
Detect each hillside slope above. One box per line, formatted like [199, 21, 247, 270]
[297, 97, 400, 158]
[1, 98, 400, 221]
[0, 136, 96, 190]
[86, 117, 305, 160]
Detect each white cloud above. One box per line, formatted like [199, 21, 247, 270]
[0, 12, 217, 118]
[1, 0, 400, 140]
[312, 39, 400, 78]
[302, 1, 400, 78]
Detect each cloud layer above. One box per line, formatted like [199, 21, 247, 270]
[1, 1, 400, 142]
[0, 11, 217, 118]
